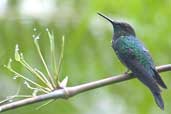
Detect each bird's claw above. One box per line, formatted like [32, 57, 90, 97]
[124, 69, 130, 74]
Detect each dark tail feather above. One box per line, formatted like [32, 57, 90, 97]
[152, 69, 167, 89]
[153, 92, 164, 110]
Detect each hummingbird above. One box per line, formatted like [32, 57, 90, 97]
[98, 12, 167, 110]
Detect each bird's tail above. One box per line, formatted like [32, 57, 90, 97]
[152, 91, 164, 110]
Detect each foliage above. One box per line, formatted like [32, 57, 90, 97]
[0, 0, 170, 114]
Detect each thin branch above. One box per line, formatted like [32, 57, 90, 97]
[0, 64, 171, 112]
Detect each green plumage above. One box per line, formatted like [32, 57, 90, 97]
[98, 12, 167, 110]
[113, 36, 153, 73]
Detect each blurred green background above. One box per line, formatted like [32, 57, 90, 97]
[0, 0, 171, 114]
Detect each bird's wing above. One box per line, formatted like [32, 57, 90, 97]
[140, 42, 167, 89]
[151, 68, 167, 89]
[114, 36, 166, 109]
[123, 57, 161, 92]
[114, 36, 166, 89]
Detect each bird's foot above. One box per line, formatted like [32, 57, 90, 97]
[124, 69, 130, 74]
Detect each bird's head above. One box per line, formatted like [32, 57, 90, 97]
[98, 12, 136, 40]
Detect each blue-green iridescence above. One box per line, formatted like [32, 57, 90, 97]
[98, 12, 167, 109]
[113, 35, 154, 75]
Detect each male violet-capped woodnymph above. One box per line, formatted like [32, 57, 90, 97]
[98, 12, 167, 110]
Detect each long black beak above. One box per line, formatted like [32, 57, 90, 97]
[97, 12, 115, 25]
